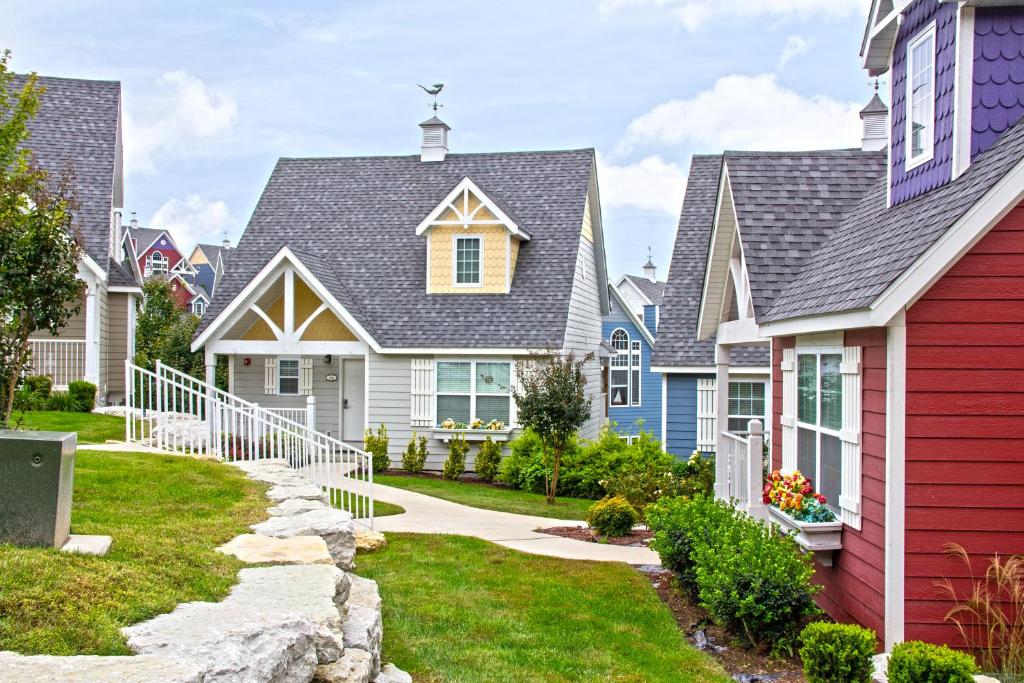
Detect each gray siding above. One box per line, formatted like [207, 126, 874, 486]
[30, 292, 87, 339]
[562, 230, 605, 440]
[231, 354, 342, 439]
[104, 292, 131, 401]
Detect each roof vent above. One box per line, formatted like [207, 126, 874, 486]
[860, 93, 888, 152]
[420, 117, 450, 162]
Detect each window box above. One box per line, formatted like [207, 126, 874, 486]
[767, 505, 843, 566]
[430, 427, 514, 443]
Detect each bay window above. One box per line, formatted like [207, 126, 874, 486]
[436, 360, 512, 426]
[796, 351, 843, 510]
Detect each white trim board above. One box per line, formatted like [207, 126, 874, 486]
[608, 283, 656, 347]
[651, 365, 771, 376]
[884, 310, 907, 649]
[414, 176, 529, 240]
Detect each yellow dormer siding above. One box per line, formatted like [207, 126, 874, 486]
[428, 226, 511, 293]
[233, 271, 358, 342]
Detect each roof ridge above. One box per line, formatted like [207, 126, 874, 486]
[724, 148, 879, 157]
[277, 148, 595, 163]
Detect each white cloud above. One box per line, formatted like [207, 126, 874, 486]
[598, 154, 688, 215]
[779, 35, 814, 68]
[148, 195, 236, 256]
[125, 71, 238, 174]
[619, 74, 862, 153]
[598, 0, 863, 31]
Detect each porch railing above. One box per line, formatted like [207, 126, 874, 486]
[265, 407, 309, 427]
[28, 339, 87, 388]
[716, 419, 766, 519]
[125, 359, 374, 529]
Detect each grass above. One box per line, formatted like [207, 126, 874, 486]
[0, 449, 268, 655]
[373, 500, 405, 517]
[358, 533, 729, 683]
[375, 473, 594, 520]
[9, 410, 126, 444]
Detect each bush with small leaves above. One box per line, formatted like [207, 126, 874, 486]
[443, 434, 469, 481]
[475, 437, 502, 483]
[886, 641, 977, 683]
[401, 432, 427, 473]
[364, 424, 390, 473]
[799, 622, 876, 683]
[22, 375, 53, 399]
[45, 390, 79, 412]
[587, 495, 639, 537]
[68, 380, 96, 412]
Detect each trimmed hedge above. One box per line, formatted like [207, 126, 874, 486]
[799, 622, 876, 683]
[68, 381, 96, 412]
[887, 641, 977, 683]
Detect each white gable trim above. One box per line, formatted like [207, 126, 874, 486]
[414, 176, 529, 240]
[698, 164, 744, 341]
[191, 246, 382, 353]
[136, 229, 179, 256]
[615, 275, 654, 307]
[80, 253, 107, 282]
[608, 283, 655, 347]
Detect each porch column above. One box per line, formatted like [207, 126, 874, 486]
[746, 419, 766, 519]
[714, 344, 731, 500]
[83, 285, 100, 386]
[204, 349, 216, 387]
[205, 349, 218, 457]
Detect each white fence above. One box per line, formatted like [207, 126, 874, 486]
[716, 419, 766, 519]
[125, 360, 374, 529]
[265, 407, 309, 427]
[28, 339, 86, 388]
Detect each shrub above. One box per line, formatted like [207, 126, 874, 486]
[22, 375, 52, 398]
[443, 435, 469, 481]
[364, 424, 390, 473]
[799, 622, 876, 683]
[475, 437, 502, 483]
[500, 428, 550, 494]
[13, 385, 44, 412]
[887, 641, 977, 683]
[673, 450, 716, 499]
[587, 496, 639, 537]
[646, 495, 738, 596]
[67, 381, 96, 412]
[45, 390, 79, 412]
[558, 426, 628, 499]
[401, 433, 427, 473]
[603, 431, 677, 516]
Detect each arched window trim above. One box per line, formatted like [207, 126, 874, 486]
[609, 327, 640, 408]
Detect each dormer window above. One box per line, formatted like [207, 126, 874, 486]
[147, 251, 168, 276]
[455, 236, 482, 286]
[906, 24, 936, 170]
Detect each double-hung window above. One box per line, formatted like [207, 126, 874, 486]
[148, 251, 168, 276]
[436, 360, 512, 425]
[278, 358, 300, 395]
[796, 351, 843, 510]
[906, 25, 936, 169]
[728, 381, 766, 435]
[609, 328, 640, 407]
[454, 236, 481, 286]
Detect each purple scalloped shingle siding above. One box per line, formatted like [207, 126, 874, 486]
[890, 0, 957, 206]
[972, 7, 1024, 160]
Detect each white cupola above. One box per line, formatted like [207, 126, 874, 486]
[420, 116, 450, 162]
[860, 93, 888, 152]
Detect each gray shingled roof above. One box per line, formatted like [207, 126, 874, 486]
[726, 150, 887, 318]
[651, 155, 768, 368]
[196, 243, 226, 264]
[129, 226, 174, 254]
[14, 75, 128, 281]
[197, 149, 599, 349]
[622, 275, 666, 306]
[765, 117, 1024, 321]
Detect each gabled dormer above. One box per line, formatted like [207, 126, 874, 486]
[863, 0, 1024, 206]
[416, 176, 531, 294]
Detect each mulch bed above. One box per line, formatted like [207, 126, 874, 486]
[638, 567, 806, 683]
[536, 525, 653, 547]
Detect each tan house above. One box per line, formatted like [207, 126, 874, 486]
[192, 118, 610, 469]
[20, 75, 142, 404]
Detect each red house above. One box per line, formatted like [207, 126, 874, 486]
[682, 0, 1024, 651]
[126, 221, 198, 310]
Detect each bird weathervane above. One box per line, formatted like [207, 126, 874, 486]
[418, 83, 445, 113]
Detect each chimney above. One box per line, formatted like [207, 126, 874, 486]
[643, 257, 657, 282]
[860, 93, 888, 152]
[420, 116, 450, 162]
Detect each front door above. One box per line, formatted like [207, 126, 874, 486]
[341, 358, 365, 444]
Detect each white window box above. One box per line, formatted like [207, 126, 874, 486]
[767, 505, 843, 566]
[431, 428, 514, 443]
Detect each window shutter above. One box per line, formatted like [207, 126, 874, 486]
[839, 345, 863, 529]
[780, 348, 796, 471]
[696, 378, 717, 453]
[264, 358, 277, 395]
[299, 358, 314, 396]
[410, 358, 435, 427]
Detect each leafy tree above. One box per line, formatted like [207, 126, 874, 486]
[513, 350, 593, 503]
[134, 278, 203, 378]
[0, 53, 84, 426]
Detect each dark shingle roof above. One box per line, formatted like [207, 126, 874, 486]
[196, 243, 226, 264]
[14, 75, 122, 270]
[198, 149, 597, 348]
[129, 226, 173, 253]
[622, 275, 666, 305]
[765, 117, 1024, 321]
[726, 150, 887, 318]
[860, 93, 888, 116]
[651, 155, 767, 368]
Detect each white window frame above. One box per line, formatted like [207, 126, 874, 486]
[277, 357, 300, 396]
[905, 23, 937, 171]
[192, 299, 207, 316]
[608, 328, 634, 408]
[795, 347, 844, 513]
[435, 359, 513, 426]
[727, 380, 767, 436]
[147, 251, 168, 276]
[630, 340, 642, 407]
[452, 235, 483, 287]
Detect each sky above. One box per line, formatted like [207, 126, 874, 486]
[5, 0, 881, 280]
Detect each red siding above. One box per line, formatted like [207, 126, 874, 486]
[904, 203, 1024, 645]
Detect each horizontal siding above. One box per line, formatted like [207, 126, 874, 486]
[904, 205, 1024, 645]
[603, 297, 661, 439]
[232, 354, 341, 439]
[664, 374, 704, 457]
[104, 292, 131, 400]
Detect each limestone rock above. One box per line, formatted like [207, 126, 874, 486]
[975, 677, 1001, 683]
[123, 603, 318, 682]
[267, 483, 330, 503]
[871, 653, 889, 683]
[314, 649, 373, 683]
[252, 508, 357, 570]
[375, 663, 413, 683]
[270, 497, 330, 517]
[218, 534, 333, 565]
[343, 574, 383, 675]
[0, 652, 204, 683]
[355, 530, 387, 553]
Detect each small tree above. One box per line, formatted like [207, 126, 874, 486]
[513, 350, 593, 503]
[133, 278, 205, 378]
[0, 54, 84, 426]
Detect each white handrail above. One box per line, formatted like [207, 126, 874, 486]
[125, 359, 374, 529]
[717, 419, 766, 519]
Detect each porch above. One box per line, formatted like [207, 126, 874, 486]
[28, 338, 87, 389]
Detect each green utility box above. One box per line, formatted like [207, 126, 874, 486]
[0, 431, 76, 548]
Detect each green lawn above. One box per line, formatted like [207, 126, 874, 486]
[375, 473, 594, 520]
[0, 450, 268, 655]
[373, 500, 405, 517]
[358, 533, 728, 682]
[9, 411, 125, 444]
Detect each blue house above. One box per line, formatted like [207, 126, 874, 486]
[187, 242, 229, 316]
[603, 277, 663, 443]
[650, 156, 770, 457]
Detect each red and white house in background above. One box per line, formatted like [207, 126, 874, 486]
[687, 0, 1024, 650]
[125, 219, 202, 310]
